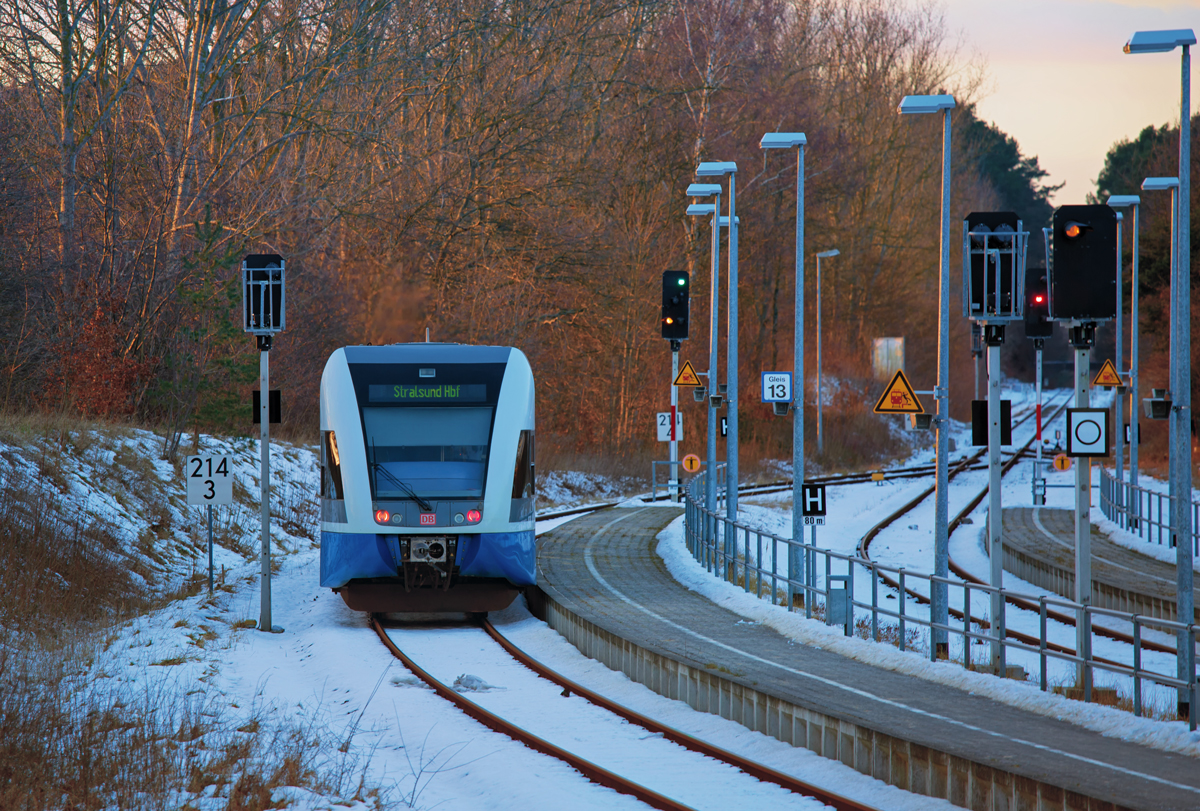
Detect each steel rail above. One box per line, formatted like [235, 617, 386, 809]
[479, 618, 878, 811]
[370, 615, 698, 811]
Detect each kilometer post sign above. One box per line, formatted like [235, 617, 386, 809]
[186, 455, 235, 505]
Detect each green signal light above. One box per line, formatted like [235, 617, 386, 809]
[677, 279, 686, 285]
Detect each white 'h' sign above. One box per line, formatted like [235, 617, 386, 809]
[801, 483, 826, 517]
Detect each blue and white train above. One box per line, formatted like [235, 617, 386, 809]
[318, 344, 536, 613]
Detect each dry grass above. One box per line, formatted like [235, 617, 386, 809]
[0, 426, 388, 809]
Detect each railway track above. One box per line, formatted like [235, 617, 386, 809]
[857, 392, 1178, 658]
[370, 614, 880, 811]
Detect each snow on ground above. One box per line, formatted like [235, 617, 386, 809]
[7, 393, 1197, 810]
[0, 425, 943, 809]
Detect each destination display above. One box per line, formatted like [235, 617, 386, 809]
[368, 383, 487, 403]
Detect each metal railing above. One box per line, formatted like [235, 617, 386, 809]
[683, 469, 1199, 727]
[1099, 467, 1200, 554]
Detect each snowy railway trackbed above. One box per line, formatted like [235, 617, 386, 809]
[857, 392, 1178, 658]
[370, 614, 877, 811]
[535, 431, 1050, 526]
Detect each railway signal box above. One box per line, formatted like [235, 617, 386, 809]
[1023, 265, 1053, 338]
[661, 271, 689, 340]
[962, 211, 1027, 321]
[1048, 205, 1117, 321]
[243, 254, 285, 336]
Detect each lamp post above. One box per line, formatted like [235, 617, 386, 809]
[815, 249, 840, 455]
[686, 185, 722, 526]
[898, 94, 955, 657]
[1107, 195, 1141, 525]
[1142, 175, 1191, 715]
[696, 162, 739, 526]
[759, 133, 807, 609]
[1126, 27, 1194, 721]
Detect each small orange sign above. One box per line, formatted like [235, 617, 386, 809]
[1092, 359, 1123, 388]
[1053, 453, 1072, 472]
[682, 454, 702, 473]
[872, 370, 924, 414]
[673, 361, 702, 387]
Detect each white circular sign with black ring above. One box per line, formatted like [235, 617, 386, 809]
[1066, 408, 1109, 457]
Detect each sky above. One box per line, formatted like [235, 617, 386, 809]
[940, 0, 1198, 204]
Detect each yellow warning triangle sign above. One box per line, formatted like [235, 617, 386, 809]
[1092, 358, 1123, 388]
[873, 370, 924, 414]
[673, 360, 702, 387]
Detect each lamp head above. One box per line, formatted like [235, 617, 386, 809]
[686, 183, 722, 198]
[1124, 29, 1196, 54]
[686, 203, 716, 216]
[897, 94, 955, 114]
[815, 249, 840, 258]
[695, 161, 737, 176]
[759, 132, 806, 149]
[1141, 177, 1180, 191]
[1106, 195, 1140, 208]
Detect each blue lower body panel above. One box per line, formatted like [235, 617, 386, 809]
[456, 531, 536, 585]
[320, 530, 536, 588]
[320, 533, 396, 588]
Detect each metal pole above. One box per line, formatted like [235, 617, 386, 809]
[817, 253, 824, 455]
[706, 198, 721, 523]
[259, 347, 273, 632]
[1036, 342, 1044, 505]
[1115, 212, 1125, 512]
[1074, 335, 1091, 683]
[1173, 44, 1193, 717]
[671, 346, 679, 501]
[207, 504, 214, 595]
[1130, 202, 1141, 514]
[988, 335, 1004, 670]
[790, 144, 806, 609]
[931, 106, 952, 656]
[727, 173, 739, 523]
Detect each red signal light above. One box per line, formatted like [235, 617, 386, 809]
[466, 509, 482, 523]
[1034, 294, 1044, 304]
[374, 509, 390, 523]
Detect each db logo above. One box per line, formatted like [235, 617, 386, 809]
[419, 513, 437, 526]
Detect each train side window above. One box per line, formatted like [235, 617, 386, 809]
[511, 430, 534, 499]
[322, 430, 344, 500]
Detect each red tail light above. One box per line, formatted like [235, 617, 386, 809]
[466, 509, 482, 523]
[374, 509, 390, 523]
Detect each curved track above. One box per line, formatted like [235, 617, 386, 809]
[370, 614, 879, 811]
[856, 393, 1176, 657]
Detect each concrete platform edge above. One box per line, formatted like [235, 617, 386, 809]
[529, 586, 1134, 811]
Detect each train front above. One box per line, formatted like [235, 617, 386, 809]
[319, 344, 536, 613]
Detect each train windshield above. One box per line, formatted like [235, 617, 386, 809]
[362, 407, 493, 500]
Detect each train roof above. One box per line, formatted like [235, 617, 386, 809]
[341, 344, 515, 364]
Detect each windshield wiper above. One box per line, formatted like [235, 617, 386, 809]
[375, 465, 434, 512]
[369, 440, 434, 512]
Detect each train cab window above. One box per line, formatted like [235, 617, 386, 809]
[362, 407, 493, 499]
[512, 430, 534, 499]
[321, 431, 344, 500]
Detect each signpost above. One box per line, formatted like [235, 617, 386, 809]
[801, 482, 827, 620]
[243, 254, 285, 633]
[185, 454, 234, 594]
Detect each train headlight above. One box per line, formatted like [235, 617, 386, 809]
[466, 509, 482, 523]
[374, 509, 390, 524]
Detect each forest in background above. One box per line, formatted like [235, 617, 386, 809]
[0, 0, 1186, 468]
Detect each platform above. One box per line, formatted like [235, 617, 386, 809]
[1002, 508, 1200, 623]
[535, 505, 1200, 811]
